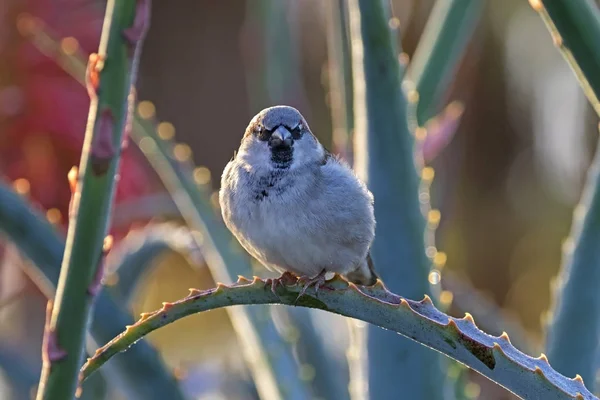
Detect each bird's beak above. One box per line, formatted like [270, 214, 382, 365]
[270, 126, 293, 148]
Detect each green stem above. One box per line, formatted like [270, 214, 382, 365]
[534, 0, 600, 117]
[35, 1, 149, 399]
[405, 0, 483, 126]
[80, 275, 596, 400]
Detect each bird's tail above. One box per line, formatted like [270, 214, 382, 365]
[345, 251, 379, 286]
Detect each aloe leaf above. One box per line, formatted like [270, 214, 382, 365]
[529, 0, 600, 390]
[405, 0, 484, 126]
[347, 0, 445, 397]
[544, 135, 600, 389]
[532, 0, 600, 116]
[81, 275, 597, 400]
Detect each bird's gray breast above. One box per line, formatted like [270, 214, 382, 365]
[252, 168, 289, 202]
[227, 165, 325, 275]
[222, 160, 373, 278]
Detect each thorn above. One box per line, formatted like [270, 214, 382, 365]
[122, 0, 151, 46]
[42, 301, 67, 364]
[215, 282, 226, 291]
[534, 366, 545, 377]
[103, 235, 114, 252]
[399, 298, 410, 308]
[446, 319, 459, 332]
[463, 312, 475, 324]
[420, 294, 433, 305]
[188, 288, 202, 296]
[491, 342, 506, 357]
[68, 166, 79, 194]
[85, 53, 104, 99]
[528, 0, 543, 12]
[574, 374, 584, 384]
[251, 276, 262, 284]
[237, 275, 250, 283]
[139, 312, 152, 321]
[372, 278, 386, 290]
[347, 281, 359, 290]
[161, 302, 174, 311]
[75, 385, 83, 398]
[67, 166, 80, 218]
[91, 109, 116, 175]
[499, 331, 511, 343]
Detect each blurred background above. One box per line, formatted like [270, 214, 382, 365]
[0, 0, 598, 399]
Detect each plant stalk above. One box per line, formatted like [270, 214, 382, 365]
[81, 275, 597, 400]
[35, 1, 150, 398]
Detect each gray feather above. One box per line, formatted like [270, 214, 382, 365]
[219, 106, 377, 285]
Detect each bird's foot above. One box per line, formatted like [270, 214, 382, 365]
[294, 269, 332, 305]
[264, 271, 297, 300]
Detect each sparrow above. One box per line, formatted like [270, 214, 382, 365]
[219, 105, 378, 300]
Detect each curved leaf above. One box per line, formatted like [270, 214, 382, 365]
[81, 275, 597, 400]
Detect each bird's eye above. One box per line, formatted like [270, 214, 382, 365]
[255, 125, 271, 141]
[291, 123, 303, 140]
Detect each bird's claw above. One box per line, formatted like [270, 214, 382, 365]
[294, 269, 331, 305]
[264, 271, 297, 300]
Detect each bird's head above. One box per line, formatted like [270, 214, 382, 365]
[237, 106, 325, 170]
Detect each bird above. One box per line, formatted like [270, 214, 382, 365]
[219, 105, 378, 301]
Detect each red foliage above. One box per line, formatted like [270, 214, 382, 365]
[0, 1, 155, 234]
